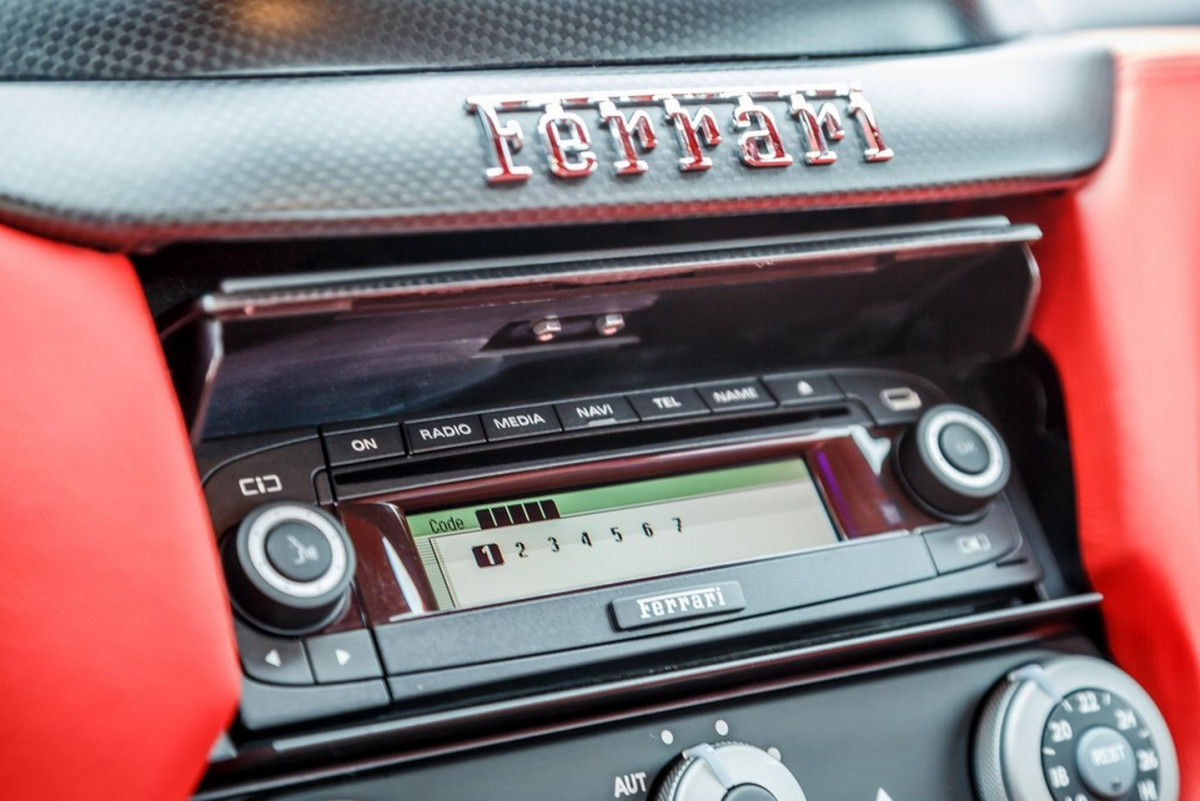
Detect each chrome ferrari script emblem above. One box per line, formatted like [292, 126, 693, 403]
[466, 85, 893, 184]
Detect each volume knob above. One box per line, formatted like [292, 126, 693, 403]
[654, 743, 806, 801]
[222, 502, 356, 635]
[896, 404, 1010, 519]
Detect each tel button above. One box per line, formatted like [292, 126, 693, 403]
[322, 424, 406, 466]
[628, 388, 710, 421]
[405, 415, 486, 453]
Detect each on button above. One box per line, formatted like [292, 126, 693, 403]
[938, 423, 990, 475]
[322, 424, 406, 466]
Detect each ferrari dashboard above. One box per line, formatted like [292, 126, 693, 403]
[0, 2, 1197, 801]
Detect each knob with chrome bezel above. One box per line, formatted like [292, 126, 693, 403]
[973, 656, 1178, 801]
[222, 502, 356, 635]
[653, 742, 807, 801]
[896, 403, 1010, 519]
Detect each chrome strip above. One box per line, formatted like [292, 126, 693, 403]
[204, 217, 1041, 318]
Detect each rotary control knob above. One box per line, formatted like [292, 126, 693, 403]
[974, 656, 1179, 801]
[896, 404, 1010, 519]
[654, 743, 807, 801]
[222, 502, 356, 635]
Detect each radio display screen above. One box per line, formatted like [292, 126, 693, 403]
[405, 459, 840, 610]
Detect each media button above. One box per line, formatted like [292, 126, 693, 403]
[405, 415, 486, 453]
[697, 379, 776, 413]
[556, 396, 638, 430]
[628, 388, 710, 421]
[481, 405, 561, 441]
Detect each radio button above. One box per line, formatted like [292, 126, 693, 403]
[762, 373, 842, 406]
[556, 395, 638, 429]
[628, 388, 710, 420]
[405, 415, 486, 453]
[697, 380, 776, 413]
[322, 423, 406, 466]
[481, 404, 561, 441]
[305, 630, 383, 684]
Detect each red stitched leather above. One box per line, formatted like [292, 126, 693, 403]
[1032, 30, 1200, 800]
[0, 227, 239, 800]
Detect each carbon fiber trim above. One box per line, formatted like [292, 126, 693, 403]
[0, 39, 1111, 251]
[0, 0, 1002, 80]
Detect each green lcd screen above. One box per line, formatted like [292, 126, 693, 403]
[405, 458, 839, 610]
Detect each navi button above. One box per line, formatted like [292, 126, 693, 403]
[697, 379, 776, 413]
[628, 388, 710, 421]
[555, 396, 638, 430]
[405, 415, 486, 453]
[481, 405, 561, 441]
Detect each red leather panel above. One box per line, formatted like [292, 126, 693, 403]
[1032, 30, 1200, 798]
[0, 228, 239, 800]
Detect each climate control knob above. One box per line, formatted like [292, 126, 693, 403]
[222, 502, 356, 635]
[896, 404, 1010, 519]
[654, 743, 806, 801]
[973, 656, 1178, 801]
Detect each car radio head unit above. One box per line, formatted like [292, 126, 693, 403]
[181, 219, 1051, 734]
[201, 366, 1043, 732]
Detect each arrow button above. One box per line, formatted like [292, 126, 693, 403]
[234, 623, 314, 686]
[305, 630, 383, 684]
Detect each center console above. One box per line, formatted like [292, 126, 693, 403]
[172, 217, 1178, 801]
